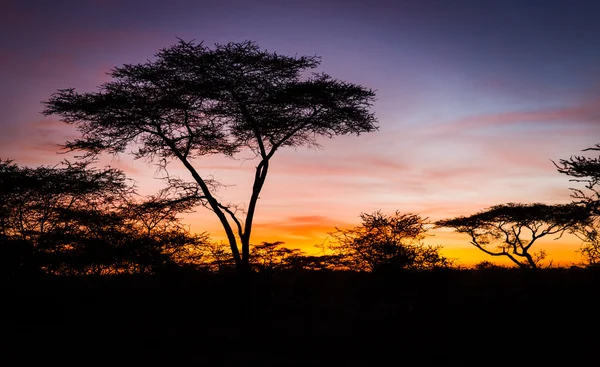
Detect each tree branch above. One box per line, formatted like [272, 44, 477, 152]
[217, 202, 244, 240]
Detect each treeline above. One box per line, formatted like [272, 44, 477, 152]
[3, 40, 599, 278]
[2, 141, 599, 281]
[0, 159, 453, 278]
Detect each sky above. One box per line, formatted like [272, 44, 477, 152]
[1, 0, 600, 266]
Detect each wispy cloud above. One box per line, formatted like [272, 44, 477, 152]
[2, 0, 599, 266]
[424, 99, 600, 136]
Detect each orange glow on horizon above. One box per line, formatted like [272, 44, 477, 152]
[3, 2, 599, 271]
[183, 211, 587, 267]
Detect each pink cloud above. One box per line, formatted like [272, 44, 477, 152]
[429, 99, 600, 135]
[271, 151, 411, 179]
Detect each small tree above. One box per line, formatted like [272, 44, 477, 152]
[250, 241, 304, 274]
[328, 211, 451, 272]
[43, 40, 378, 272]
[436, 203, 588, 269]
[554, 143, 600, 265]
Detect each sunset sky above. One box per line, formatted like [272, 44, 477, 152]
[1, 0, 599, 266]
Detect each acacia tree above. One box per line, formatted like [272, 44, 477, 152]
[0, 159, 130, 244]
[328, 211, 451, 272]
[0, 159, 131, 275]
[436, 203, 588, 268]
[0, 159, 209, 275]
[554, 143, 600, 264]
[250, 241, 304, 273]
[43, 40, 378, 272]
[118, 187, 210, 274]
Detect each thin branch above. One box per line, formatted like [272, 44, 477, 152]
[217, 202, 244, 240]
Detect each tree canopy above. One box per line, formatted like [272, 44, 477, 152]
[0, 159, 210, 277]
[328, 210, 452, 272]
[436, 203, 588, 268]
[43, 40, 378, 271]
[554, 143, 600, 264]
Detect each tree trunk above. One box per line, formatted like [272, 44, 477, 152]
[524, 252, 538, 269]
[239, 159, 269, 272]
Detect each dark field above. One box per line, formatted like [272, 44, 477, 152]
[2, 268, 599, 365]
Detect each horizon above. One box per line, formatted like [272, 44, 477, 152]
[1, 0, 599, 266]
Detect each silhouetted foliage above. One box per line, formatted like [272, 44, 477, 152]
[43, 40, 378, 272]
[436, 203, 588, 268]
[328, 210, 452, 272]
[289, 254, 347, 271]
[0, 159, 209, 277]
[120, 186, 210, 273]
[0, 159, 129, 276]
[554, 143, 600, 265]
[473, 260, 508, 271]
[250, 241, 304, 274]
[196, 241, 237, 272]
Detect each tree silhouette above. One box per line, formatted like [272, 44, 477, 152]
[119, 184, 210, 273]
[42, 40, 378, 273]
[250, 241, 304, 274]
[328, 210, 451, 272]
[0, 159, 131, 275]
[0, 159, 210, 276]
[436, 203, 588, 268]
[554, 143, 600, 265]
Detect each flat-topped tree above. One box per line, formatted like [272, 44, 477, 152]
[436, 203, 588, 268]
[42, 40, 378, 272]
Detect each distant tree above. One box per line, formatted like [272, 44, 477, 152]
[250, 241, 304, 274]
[284, 254, 344, 271]
[121, 185, 210, 273]
[436, 203, 588, 269]
[42, 40, 378, 273]
[328, 211, 452, 272]
[199, 241, 237, 272]
[554, 143, 600, 265]
[473, 261, 507, 271]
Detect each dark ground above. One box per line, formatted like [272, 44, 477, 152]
[2, 268, 598, 365]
